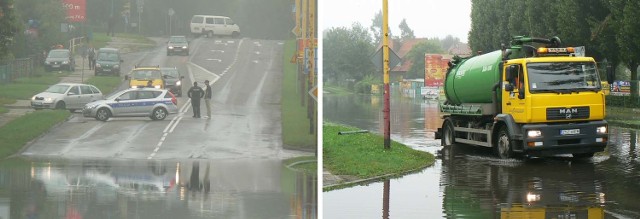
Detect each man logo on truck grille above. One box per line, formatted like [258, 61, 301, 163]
[547, 107, 588, 120]
[560, 108, 578, 119]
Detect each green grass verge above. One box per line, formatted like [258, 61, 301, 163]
[281, 40, 315, 150]
[323, 122, 435, 179]
[0, 110, 70, 158]
[90, 33, 111, 49]
[0, 107, 7, 114]
[284, 156, 317, 175]
[85, 76, 123, 94]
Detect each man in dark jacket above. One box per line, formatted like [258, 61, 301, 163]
[187, 82, 205, 118]
[204, 80, 212, 118]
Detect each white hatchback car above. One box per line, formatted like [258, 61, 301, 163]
[31, 83, 103, 112]
[82, 87, 178, 121]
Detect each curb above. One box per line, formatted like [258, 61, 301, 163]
[323, 160, 435, 191]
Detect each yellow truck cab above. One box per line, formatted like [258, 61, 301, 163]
[125, 66, 165, 89]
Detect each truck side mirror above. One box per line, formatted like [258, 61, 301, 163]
[124, 75, 129, 80]
[506, 65, 518, 82]
[606, 64, 614, 84]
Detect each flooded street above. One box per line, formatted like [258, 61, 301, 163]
[0, 158, 316, 219]
[324, 91, 640, 218]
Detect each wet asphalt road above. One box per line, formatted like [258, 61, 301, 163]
[8, 37, 316, 219]
[22, 37, 307, 160]
[324, 92, 640, 218]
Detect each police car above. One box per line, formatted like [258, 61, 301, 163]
[83, 87, 178, 121]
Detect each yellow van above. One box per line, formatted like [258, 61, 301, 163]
[125, 66, 165, 89]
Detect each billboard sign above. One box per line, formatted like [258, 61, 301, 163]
[63, 0, 86, 22]
[425, 54, 449, 87]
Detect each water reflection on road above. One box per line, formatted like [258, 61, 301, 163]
[0, 158, 316, 219]
[324, 93, 640, 218]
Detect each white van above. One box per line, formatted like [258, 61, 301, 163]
[190, 15, 241, 38]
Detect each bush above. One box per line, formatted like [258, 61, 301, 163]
[606, 95, 640, 108]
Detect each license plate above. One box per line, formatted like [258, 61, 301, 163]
[33, 102, 42, 105]
[561, 129, 580, 135]
[103, 69, 111, 71]
[52, 65, 60, 68]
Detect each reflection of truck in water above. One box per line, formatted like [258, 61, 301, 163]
[439, 149, 605, 218]
[436, 36, 608, 158]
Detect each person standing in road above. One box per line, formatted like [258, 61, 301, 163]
[146, 80, 154, 88]
[204, 80, 212, 118]
[188, 82, 205, 118]
[87, 46, 95, 70]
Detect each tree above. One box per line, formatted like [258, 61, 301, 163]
[370, 10, 392, 46]
[0, 0, 20, 59]
[440, 35, 460, 51]
[610, 0, 640, 97]
[12, 0, 67, 57]
[405, 39, 444, 79]
[398, 18, 414, 42]
[323, 22, 375, 85]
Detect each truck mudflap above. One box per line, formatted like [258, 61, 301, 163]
[520, 120, 608, 157]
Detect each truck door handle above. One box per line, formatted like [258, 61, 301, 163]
[506, 102, 511, 106]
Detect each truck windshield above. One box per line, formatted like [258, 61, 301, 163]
[527, 62, 601, 93]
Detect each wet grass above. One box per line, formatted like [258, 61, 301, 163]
[323, 122, 435, 179]
[86, 76, 123, 94]
[281, 40, 315, 150]
[0, 72, 67, 100]
[0, 110, 70, 158]
[284, 156, 317, 175]
[606, 106, 640, 129]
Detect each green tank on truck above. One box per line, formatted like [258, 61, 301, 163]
[444, 50, 503, 105]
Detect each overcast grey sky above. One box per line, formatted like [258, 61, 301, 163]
[320, 0, 472, 43]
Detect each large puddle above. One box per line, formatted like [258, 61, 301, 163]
[0, 158, 316, 219]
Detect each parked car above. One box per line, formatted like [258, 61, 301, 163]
[190, 15, 240, 38]
[82, 87, 178, 121]
[160, 67, 184, 96]
[44, 49, 75, 72]
[31, 83, 103, 112]
[95, 48, 123, 76]
[125, 66, 165, 89]
[166, 36, 189, 56]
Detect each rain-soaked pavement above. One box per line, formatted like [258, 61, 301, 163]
[0, 158, 316, 219]
[323, 91, 640, 218]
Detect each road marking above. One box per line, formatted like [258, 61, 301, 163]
[253, 60, 259, 63]
[206, 58, 222, 62]
[220, 38, 245, 75]
[169, 116, 182, 133]
[255, 51, 261, 55]
[163, 116, 178, 133]
[211, 50, 225, 53]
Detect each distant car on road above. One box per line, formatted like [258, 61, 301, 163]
[45, 49, 75, 72]
[166, 36, 189, 56]
[125, 66, 165, 89]
[95, 48, 123, 76]
[82, 87, 178, 121]
[160, 67, 184, 96]
[31, 83, 103, 112]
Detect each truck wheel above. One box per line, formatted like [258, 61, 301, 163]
[232, 32, 240, 39]
[151, 108, 168, 120]
[442, 120, 456, 146]
[96, 108, 111, 121]
[495, 126, 514, 159]
[572, 152, 594, 159]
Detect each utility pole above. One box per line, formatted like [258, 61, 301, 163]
[382, 0, 391, 149]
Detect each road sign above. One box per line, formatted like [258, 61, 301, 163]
[308, 86, 318, 102]
[370, 47, 401, 70]
[168, 8, 175, 16]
